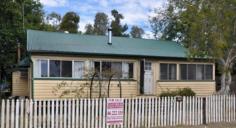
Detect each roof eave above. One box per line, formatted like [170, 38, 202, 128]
[28, 50, 199, 60]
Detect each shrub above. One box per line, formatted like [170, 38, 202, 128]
[159, 88, 196, 97]
[159, 90, 177, 97]
[177, 88, 196, 96]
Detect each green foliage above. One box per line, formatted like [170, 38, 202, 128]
[150, 0, 236, 93]
[130, 25, 144, 38]
[159, 89, 177, 97]
[46, 12, 61, 31]
[111, 9, 128, 37]
[59, 11, 80, 33]
[159, 88, 196, 97]
[84, 24, 94, 35]
[0, 0, 45, 82]
[93, 12, 108, 35]
[150, 0, 236, 59]
[177, 88, 196, 96]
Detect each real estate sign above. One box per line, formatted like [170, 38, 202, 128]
[106, 98, 124, 125]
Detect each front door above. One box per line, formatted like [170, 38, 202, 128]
[144, 61, 154, 95]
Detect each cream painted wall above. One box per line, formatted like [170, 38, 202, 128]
[27, 55, 216, 98]
[12, 71, 29, 96]
[153, 60, 215, 96]
[33, 80, 138, 99]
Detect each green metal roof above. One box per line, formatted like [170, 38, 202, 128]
[27, 29, 187, 58]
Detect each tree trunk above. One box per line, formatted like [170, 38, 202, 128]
[219, 71, 231, 94]
[225, 71, 232, 93]
[220, 73, 226, 93]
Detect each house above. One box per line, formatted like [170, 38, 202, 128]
[12, 29, 215, 99]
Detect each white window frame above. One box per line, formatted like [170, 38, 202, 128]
[160, 63, 177, 80]
[179, 64, 213, 80]
[35, 59, 85, 78]
[92, 60, 134, 79]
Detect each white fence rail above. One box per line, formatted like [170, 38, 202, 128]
[0, 95, 236, 128]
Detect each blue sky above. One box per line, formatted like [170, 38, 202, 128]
[40, 0, 166, 38]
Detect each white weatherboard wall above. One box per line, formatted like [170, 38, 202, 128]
[1, 95, 235, 128]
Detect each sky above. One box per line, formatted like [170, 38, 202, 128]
[39, 0, 166, 39]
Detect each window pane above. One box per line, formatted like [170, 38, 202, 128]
[94, 61, 100, 77]
[122, 62, 133, 79]
[128, 63, 133, 78]
[111, 62, 122, 78]
[102, 62, 111, 78]
[196, 64, 204, 80]
[122, 62, 129, 78]
[180, 64, 187, 80]
[50, 60, 61, 77]
[188, 64, 196, 80]
[145, 62, 151, 70]
[169, 64, 176, 80]
[205, 65, 213, 80]
[61, 61, 72, 77]
[160, 64, 168, 80]
[41, 60, 48, 77]
[74, 61, 84, 78]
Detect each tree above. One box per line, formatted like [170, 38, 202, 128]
[0, 0, 45, 84]
[46, 12, 61, 30]
[110, 10, 128, 37]
[150, 0, 236, 94]
[23, 0, 45, 30]
[93, 12, 108, 35]
[59, 11, 80, 33]
[149, 6, 180, 40]
[130, 25, 144, 38]
[84, 24, 94, 35]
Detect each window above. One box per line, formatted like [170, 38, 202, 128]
[36, 59, 84, 78]
[73, 61, 84, 78]
[40, 60, 48, 77]
[50, 60, 61, 77]
[169, 64, 176, 80]
[93, 61, 133, 79]
[94, 61, 101, 74]
[160, 63, 177, 80]
[61, 61, 72, 77]
[145, 62, 152, 70]
[188, 64, 196, 80]
[196, 64, 204, 80]
[101, 62, 122, 78]
[128, 63, 133, 78]
[205, 64, 213, 80]
[111, 62, 122, 78]
[160, 64, 168, 80]
[102, 62, 111, 75]
[180, 64, 213, 80]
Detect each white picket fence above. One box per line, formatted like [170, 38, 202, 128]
[206, 95, 236, 123]
[0, 95, 236, 128]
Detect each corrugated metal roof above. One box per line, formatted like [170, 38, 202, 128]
[27, 29, 187, 58]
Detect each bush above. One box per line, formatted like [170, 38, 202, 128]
[177, 88, 196, 96]
[159, 89, 177, 97]
[159, 88, 196, 97]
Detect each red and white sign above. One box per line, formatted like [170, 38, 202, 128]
[106, 98, 124, 125]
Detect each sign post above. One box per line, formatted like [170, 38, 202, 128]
[106, 98, 124, 126]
